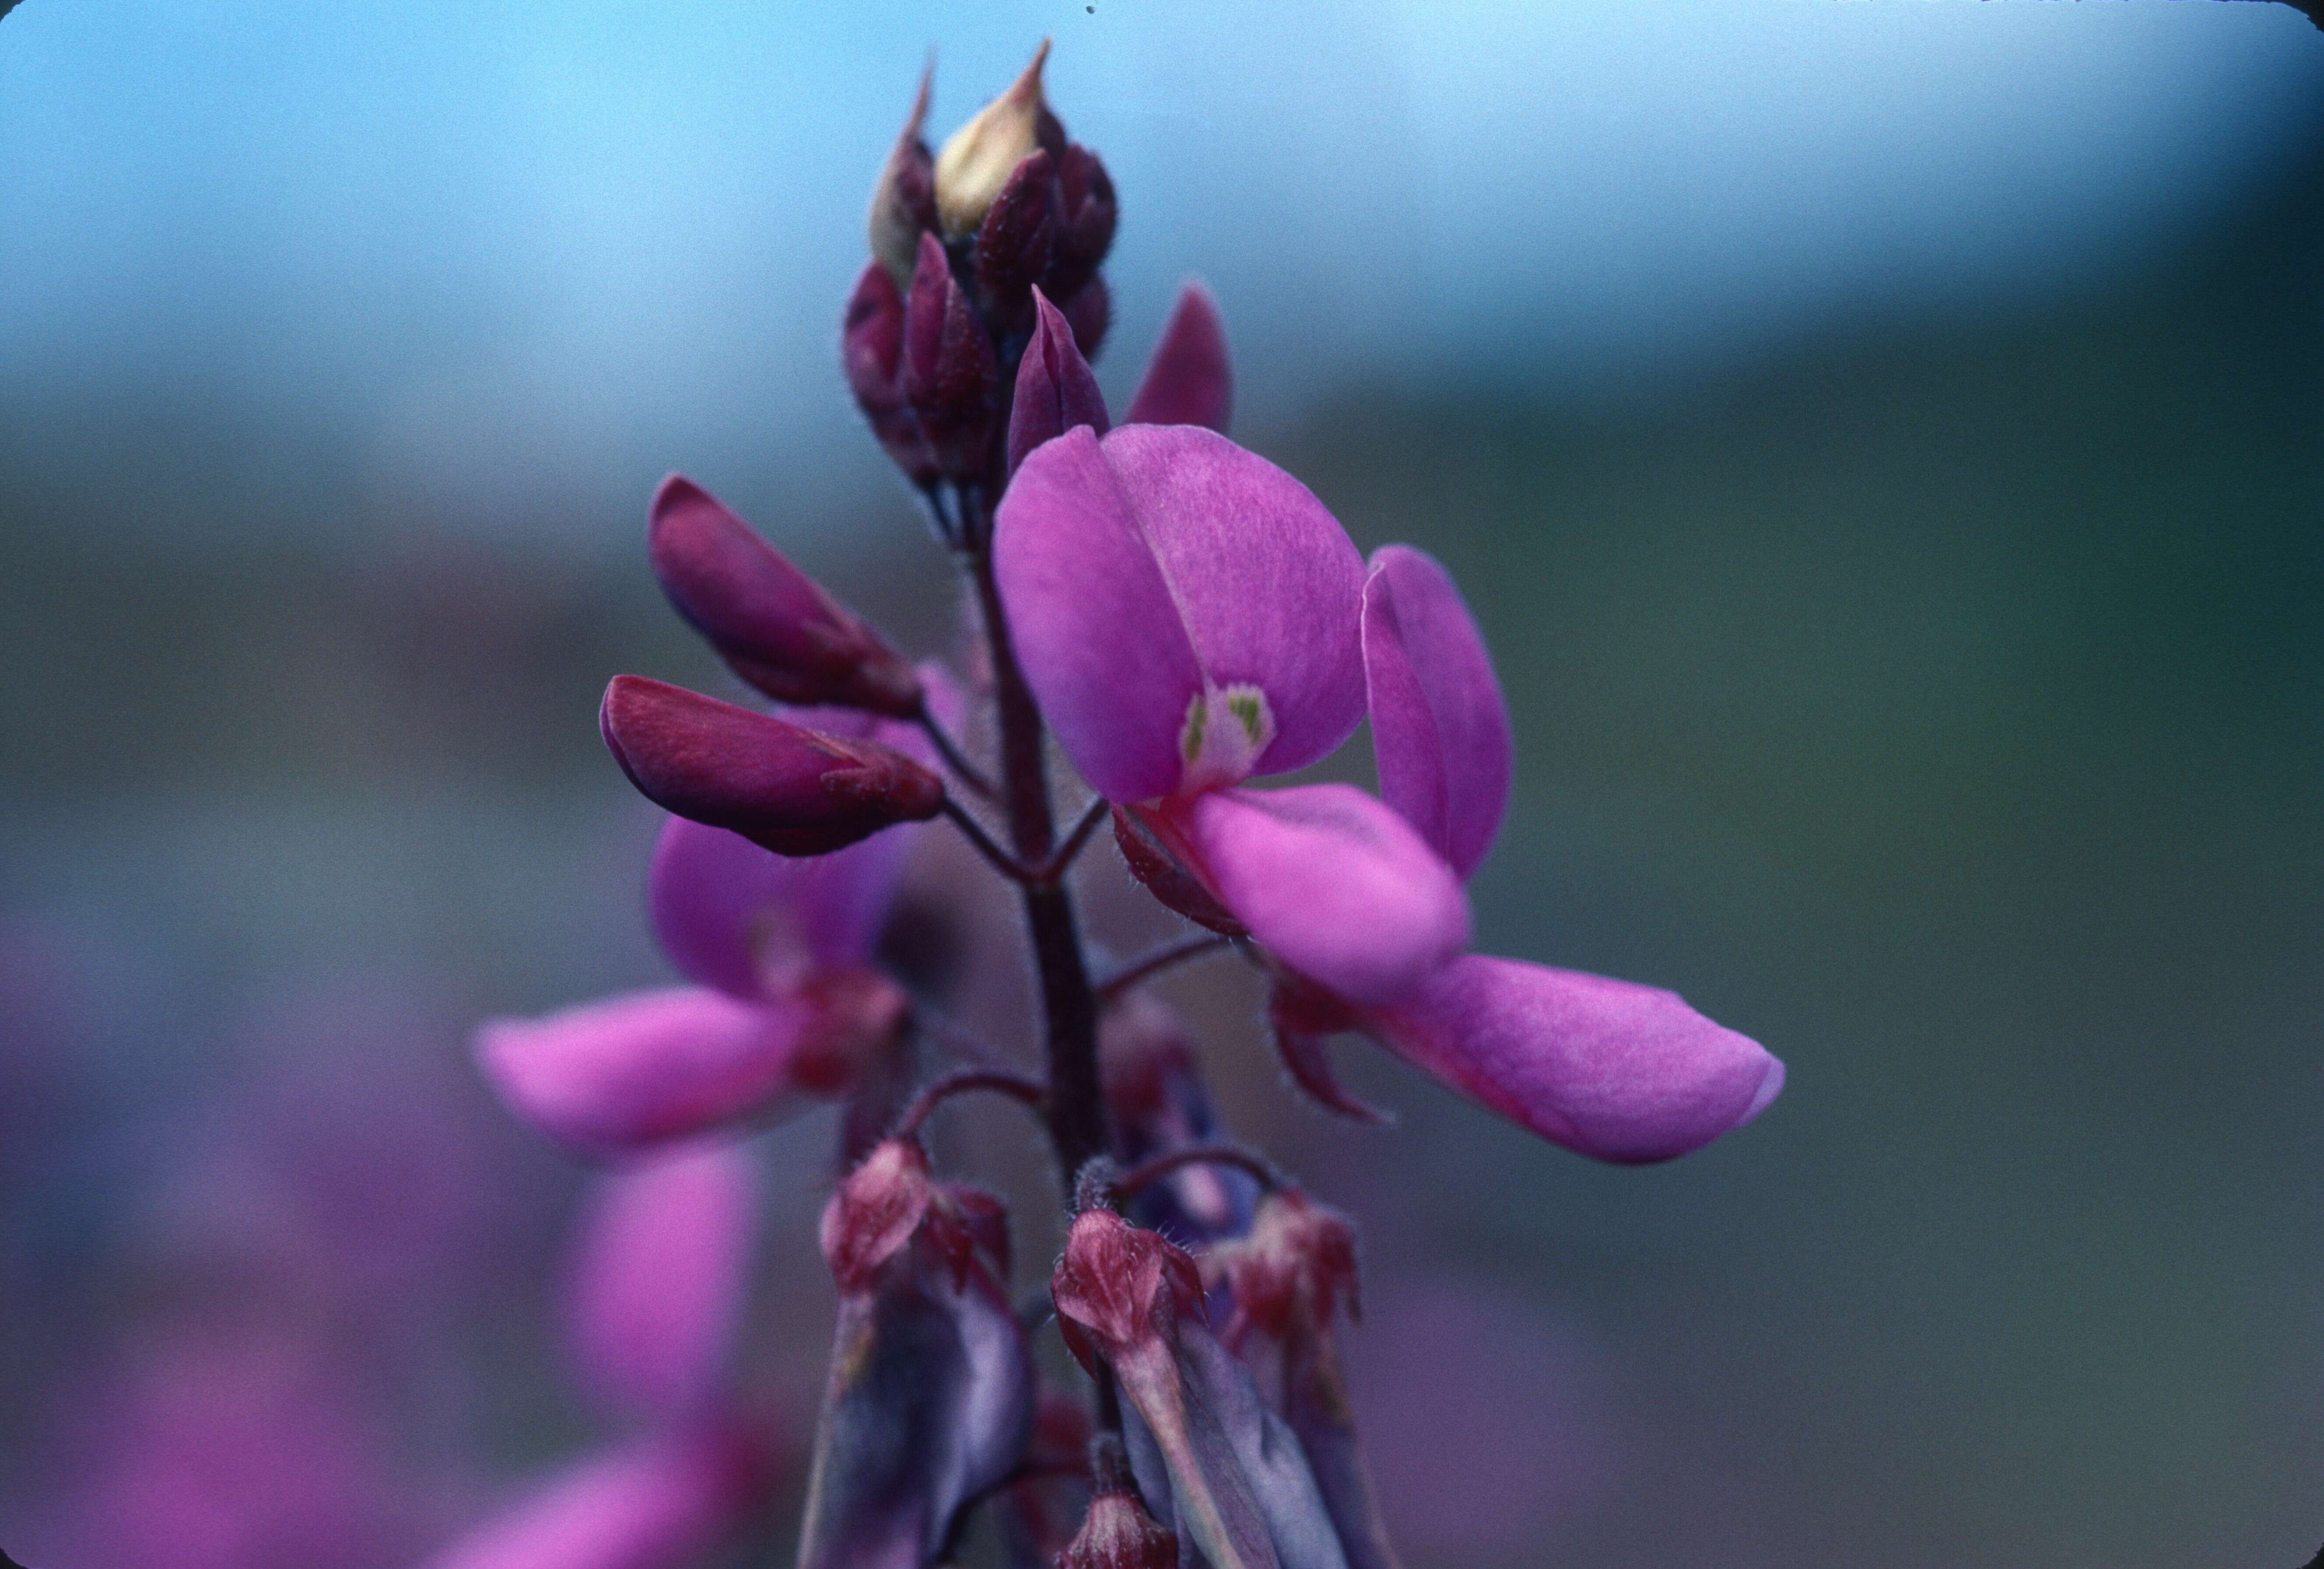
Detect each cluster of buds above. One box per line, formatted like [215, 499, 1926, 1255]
[453, 39, 1786, 1569]
[846, 45, 1119, 499]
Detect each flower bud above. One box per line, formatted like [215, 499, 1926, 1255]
[1043, 142, 1118, 301]
[904, 231, 999, 480]
[648, 476, 921, 718]
[841, 261, 936, 483]
[867, 66, 938, 290]
[932, 41, 1050, 241]
[1006, 286, 1109, 477]
[599, 677, 942, 857]
[970, 146, 1057, 320]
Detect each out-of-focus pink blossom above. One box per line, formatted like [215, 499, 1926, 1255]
[424, 1141, 781, 1569]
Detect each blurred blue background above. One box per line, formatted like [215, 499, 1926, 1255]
[2, 3, 2320, 1565]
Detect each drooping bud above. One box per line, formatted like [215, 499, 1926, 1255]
[1044, 142, 1118, 301]
[599, 677, 942, 857]
[1126, 280, 1233, 433]
[1207, 1192, 1400, 1569]
[932, 41, 1050, 241]
[799, 1139, 1034, 1569]
[1101, 992, 1256, 1248]
[1052, 1210, 1348, 1569]
[648, 476, 921, 718]
[904, 231, 999, 480]
[842, 261, 937, 484]
[1059, 1441, 1178, 1569]
[1006, 286, 1109, 476]
[1061, 273, 1112, 361]
[868, 65, 938, 290]
[971, 147, 1057, 321]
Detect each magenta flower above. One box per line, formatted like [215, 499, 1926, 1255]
[995, 422, 1471, 1005]
[475, 698, 939, 1157]
[424, 1141, 780, 1569]
[1268, 544, 1784, 1163]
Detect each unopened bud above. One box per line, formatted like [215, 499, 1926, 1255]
[1005, 287, 1108, 476]
[1043, 142, 1118, 301]
[842, 262, 937, 484]
[1059, 1489, 1177, 1569]
[648, 476, 921, 718]
[904, 231, 999, 479]
[933, 41, 1050, 241]
[867, 66, 938, 290]
[971, 147, 1057, 319]
[600, 677, 942, 857]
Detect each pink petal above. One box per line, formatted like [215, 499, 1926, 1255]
[995, 426, 1366, 801]
[475, 987, 809, 1157]
[1365, 955, 1783, 1162]
[567, 1142, 761, 1424]
[1363, 545, 1514, 881]
[1168, 784, 1470, 1006]
[1125, 280, 1233, 433]
[993, 426, 1206, 802]
[1006, 286, 1110, 476]
[423, 1430, 769, 1569]
[1101, 426, 1366, 778]
[648, 817, 909, 1001]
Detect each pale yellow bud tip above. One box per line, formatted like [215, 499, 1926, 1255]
[932, 40, 1051, 242]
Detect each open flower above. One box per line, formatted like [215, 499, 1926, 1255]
[424, 1142, 782, 1569]
[995, 422, 1471, 1005]
[1268, 545, 1784, 1163]
[475, 694, 942, 1157]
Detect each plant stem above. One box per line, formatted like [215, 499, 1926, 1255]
[955, 483, 1112, 1191]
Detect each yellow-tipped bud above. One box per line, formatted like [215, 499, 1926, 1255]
[933, 40, 1050, 241]
[866, 64, 936, 290]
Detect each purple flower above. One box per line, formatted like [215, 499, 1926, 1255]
[1268, 544, 1783, 1163]
[476, 694, 945, 1157]
[424, 1141, 780, 1569]
[995, 422, 1471, 1006]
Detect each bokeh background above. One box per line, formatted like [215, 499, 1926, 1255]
[4, 2, 2321, 1565]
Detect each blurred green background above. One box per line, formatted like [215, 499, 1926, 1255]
[2, 4, 2320, 1566]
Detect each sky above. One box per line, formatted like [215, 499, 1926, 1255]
[2, 0, 2319, 545]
